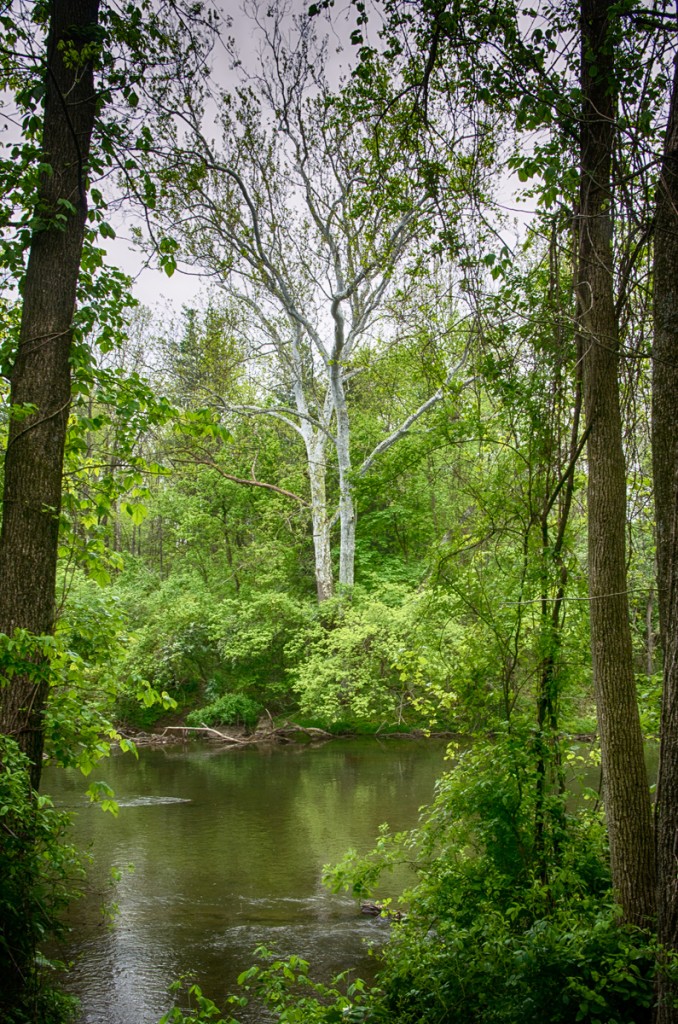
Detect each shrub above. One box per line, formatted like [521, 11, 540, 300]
[0, 737, 82, 1024]
[325, 730, 662, 1024]
[186, 693, 262, 729]
[369, 903, 659, 1024]
[209, 592, 309, 699]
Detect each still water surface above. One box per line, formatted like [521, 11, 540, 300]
[44, 738, 449, 1024]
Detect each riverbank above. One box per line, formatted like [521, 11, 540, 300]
[119, 719, 462, 748]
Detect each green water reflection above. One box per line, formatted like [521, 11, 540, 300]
[44, 738, 449, 1024]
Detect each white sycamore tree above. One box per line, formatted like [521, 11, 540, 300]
[149, 6, 488, 599]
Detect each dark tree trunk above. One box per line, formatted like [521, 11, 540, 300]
[652, 54, 678, 1024]
[578, 0, 655, 927]
[0, 0, 100, 790]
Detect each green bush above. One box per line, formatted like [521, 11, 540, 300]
[209, 592, 309, 699]
[288, 585, 462, 726]
[0, 737, 82, 1024]
[325, 730, 662, 1024]
[369, 905, 658, 1024]
[113, 691, 170, 730]
[158, 978, 243, 1023]
[127, 618, 226, 700]
[186, 692, 262, 729]
[158, 952, 371, 1024]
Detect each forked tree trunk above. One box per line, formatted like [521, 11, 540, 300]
[652, 54, 678, 1024]
[578, 0, 655, 927]
[0, 0, 100, 790]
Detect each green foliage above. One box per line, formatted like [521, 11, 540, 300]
[145, 621, 218, 698]
[158, 952, 372, 1024]
[237, 947, 370, 1023]
[325, 732, 661, 1024]
[288, 589, 414, 724]
[0, 737, 82, 1024]
[288, 586, 457, 726]
[112, 568, 311, 723]
[370, 903, 660, 1024]
[637, 672, 663, 737]
[114, 571, 226, 707]
[285, 576, 566, 732]
[158, 978, 243, 1024]
[186, 693, 262, 730]
[47, 580, 132, 770]
[324, 822, 410, 899]
[210, 592, 310, 698]
[45, 577, 172, 770]
[0, 590, 170, 774]
[0, 625, 119, 776]
[61, 361, 174, 586]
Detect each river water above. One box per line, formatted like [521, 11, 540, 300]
[43, 737, 449, 1024]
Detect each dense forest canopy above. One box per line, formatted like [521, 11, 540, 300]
[1, 0, 678, 1021]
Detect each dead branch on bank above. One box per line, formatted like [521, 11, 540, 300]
[160, 721, 334, 745]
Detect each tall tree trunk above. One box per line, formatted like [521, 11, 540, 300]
[334, 395, 356, 590]
[652, 53, 678, 1024]
[578, 0, 655, 926]
[304, 429, 334, 601]
[647, 586, 655, 680]
[289, 330, 335, 601]
[329, 362, 356, 590]
[0, 0, 100, 790]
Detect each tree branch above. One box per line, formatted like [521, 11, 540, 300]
[358, 338, 475, 476]
[168, 454, 309, 506]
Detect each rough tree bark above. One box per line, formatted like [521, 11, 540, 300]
[0, 0, 100, 790]
[578, 0, 655, 926]
[652, 52, 678, 1024]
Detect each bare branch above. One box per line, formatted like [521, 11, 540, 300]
[358, 338, 476, 476]
[168, 454, 309, 506]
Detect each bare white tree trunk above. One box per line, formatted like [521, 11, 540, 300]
[302, 424, 333, 600]
[332, 375, 356, 588]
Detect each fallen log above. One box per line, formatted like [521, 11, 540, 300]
[160, 721, 334, 745]
[276, 721, 334, 739]
[161, 725, 251, 745]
